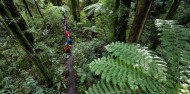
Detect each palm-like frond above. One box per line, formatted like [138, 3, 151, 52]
[53, 5, 70, 13]
[85, 81, 129, 94]
[86, 42, 172, 94]
[156, 20, 190, 93]
[83, 3, 103, 16]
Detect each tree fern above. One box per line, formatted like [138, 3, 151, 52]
[157, 20, 190, 93]
[85, 81, 131, 94]
[83, 0, 114, 17]
[83, 3, 103, 16]
[86, 42, 172, 94]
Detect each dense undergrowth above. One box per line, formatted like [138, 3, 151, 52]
[0, 2, 108, 93]
[0, 0, 190, 94]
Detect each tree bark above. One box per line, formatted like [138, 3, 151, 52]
[165, 0, 181, 20]
[113, 0, 120, 41]
[150, 36, 160, 50]
[3, 0, 27, 30]
[3, 0, 34, 46]
[115, 0, 131, 42]
[22, 0, 33, 18]
[0, 0, 53, 86]
[76, 0, 80, 21]
[34, 0, 44, 19]
[69, 0, 80, 22]
[128, 0, 153, 43]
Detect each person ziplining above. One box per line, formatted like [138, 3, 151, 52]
[63, 17, 73, 58]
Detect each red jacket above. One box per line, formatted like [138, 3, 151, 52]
[64, 30, 70, 38]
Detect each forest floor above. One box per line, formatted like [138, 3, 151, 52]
[65, 55, 77, 94]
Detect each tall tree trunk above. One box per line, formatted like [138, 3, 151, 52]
[3, 0, 34, 46]
[76, 0, 80, 21]
[0, 0, 53, 86]
[69, 0, 80, 22]
[22, 0, 33, 18]
[113, 0, 120, 41]
[34, 0, 44, 19]
[115, 0, 131, 42]
[3, 0, 27, 30]
[149, 0, 168, 50]
[165, 0, 181, 20]
[128, 0, 153, 43]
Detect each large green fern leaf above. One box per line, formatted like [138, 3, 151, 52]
[87, 42, 169, 93]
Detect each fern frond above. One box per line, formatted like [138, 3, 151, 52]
[105, 42, 166, 77]
[88, 43, 169, 93]
[157, 20, 190, 93]
[83, 3, 103, 16]
[85, 80, 137, 94]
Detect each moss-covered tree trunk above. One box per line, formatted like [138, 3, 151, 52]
[3, 0, 34, 46]
[113, 0, 120, 41]
[22, 0, 33, 18]
[0, 0, 53, 86]
[114, 0, 131, 42]
[165, 0, 181, 20]
[3, 0, 27, 30]
[34, 0, 44, 19]
[76, 0, 80, 21]
[128, 0, 153, 43]
[69, 0, 80, 22]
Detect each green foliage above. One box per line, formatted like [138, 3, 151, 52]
[85, 80, 132, 94]
[157, 20, 190, 93]
[140, 19, 159, 47]
[83, 0, 115, 41]
[86, 42, 170, 94]
[73, 39, 107, 93]
[25, 3, 66, 31]
[83, 0, 114, 15]
[173, 1, 190, 25]
[0, 1, 67, 93]
[0, 76, 56, 94]
[1, 0, 190, 93]
[74, 39, 106, 62]
[0, 37, 61, 93]
[84, 3, 103, 17]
